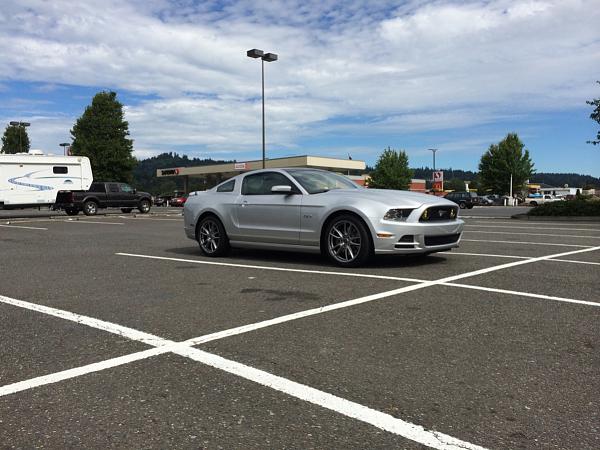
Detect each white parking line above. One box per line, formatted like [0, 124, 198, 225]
[465, 220, 600, 229]
[448, 252, 600, 267]
[465, 224, 600, 233]
[462, 239, 592, 248]
[115, 253, 425, 283]
[2, 245, 599, 447]
[0, 293, 485, 450]
[61, 220, 125, 225]
[0, 224, 48, 230]
[465, 230, 600, 239]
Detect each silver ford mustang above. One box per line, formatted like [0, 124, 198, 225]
[183, 168, 464, 267]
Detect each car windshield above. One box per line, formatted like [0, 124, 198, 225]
[286, 169, 360, 194]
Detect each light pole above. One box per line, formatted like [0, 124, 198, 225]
[247, 48, 278, 169]
[428, 148, 438, 171]
[60, 142, 70, 155]
[9, 121, 31, 153]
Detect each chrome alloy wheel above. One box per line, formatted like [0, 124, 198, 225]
[199, 219, 221, 254]
[327, 220, 362, 263]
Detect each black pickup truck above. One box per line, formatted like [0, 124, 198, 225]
[55, 181, 152, 216]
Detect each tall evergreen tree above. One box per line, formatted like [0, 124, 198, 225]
[478, 133, 534, 195]
[368, 147, 413, 190]
[587, 81, 599, 145]
[1, 124, 31, 154]
[70, 91, 136, 182]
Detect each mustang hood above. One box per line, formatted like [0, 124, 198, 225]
[325, 188, 454, 209]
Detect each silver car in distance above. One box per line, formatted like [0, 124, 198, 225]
[183, 168, 464, 267]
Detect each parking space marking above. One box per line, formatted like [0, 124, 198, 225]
[442, 283, 600, 307]
[0, 224, 48, 230]
[450, 252, 530, 259]
[465, 224, 600, 233]
[466, 220, 600, 229]
[465, 230, 600, 239]
[115, 253, 425, 283]
[0, 294, 484, 450]
[449, 252, 600, 266]
[3, 245, 599, 447]
[462, 239, 592, 248]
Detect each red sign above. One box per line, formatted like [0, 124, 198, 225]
[433, 171, 444, 181]
[432, 181, 444, 191]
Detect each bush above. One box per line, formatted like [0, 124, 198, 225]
[528, 198, 600, 216]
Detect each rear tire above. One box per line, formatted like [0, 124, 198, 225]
[323, 214, 372, 267]
[529, 201, 538, 207]
[459, 202, 467, 209]
[138, 199, 151, 214]
[65, 208, 79, 216]
[196, 216, 230, 257]
[83, 200, 98, 216]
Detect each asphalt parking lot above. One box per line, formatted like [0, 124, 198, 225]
[1, 208, 598, 449]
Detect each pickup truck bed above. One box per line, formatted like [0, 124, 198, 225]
[55, 181, 152, 216]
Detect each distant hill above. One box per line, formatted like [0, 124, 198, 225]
[132, 152, 232, 194]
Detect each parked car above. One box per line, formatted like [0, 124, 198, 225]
[479, 194, 503, 206]
[170, 194, 188, 207]
[183, 168, 464, 267]
[54, 181, 152, 216]
[523, 194, 564, 207]
[444, 191, 480, 209]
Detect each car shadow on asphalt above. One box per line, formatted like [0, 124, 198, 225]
[163, 246, 448, 269]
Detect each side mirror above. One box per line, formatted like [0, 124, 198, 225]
[271, 185, 292, 194]
[132, 188, 137, 194]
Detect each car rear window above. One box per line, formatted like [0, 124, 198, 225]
[217, 179, 235, 192]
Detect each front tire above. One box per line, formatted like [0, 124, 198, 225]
[65, 208, 79, 216]
[459, 202, 467, 209]
[83, 200, 98, 216]
[138, 199, 151, 214]
[196, 216, 230, 257]
[324, 214, 372, 267]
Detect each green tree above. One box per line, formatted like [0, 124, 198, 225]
[1, 124, 31, 154]
[446, 178, 465, 191]
[368, 147, 412, 190]
[70, 91, 135, 182]
[587, 81, 600, 145]
[478, 133, 534, 195]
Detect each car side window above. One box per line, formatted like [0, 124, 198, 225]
[120, 184, 134, 193]
[242, 172, 294, 195]
[216, 179, 235, 193]
[90, 183, 104, 192]
[108, 184, 120, 193]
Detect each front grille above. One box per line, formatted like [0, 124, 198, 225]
[424, 233, 461, 246]
[420, 206, 458, 222]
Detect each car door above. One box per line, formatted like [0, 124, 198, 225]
[106, 183, 121, 207]
[234, 172, 302, 244]
[119, 183, 137, 207]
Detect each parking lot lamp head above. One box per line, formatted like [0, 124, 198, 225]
[246, 49, 278, 169]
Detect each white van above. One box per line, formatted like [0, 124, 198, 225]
[0, 150, 93, 209]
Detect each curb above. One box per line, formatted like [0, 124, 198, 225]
[511, 213, 600, 222]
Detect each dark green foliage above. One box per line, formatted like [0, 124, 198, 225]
[1, 124, 30, 154]
[528, 198, 600, 216]
[70, 91, 135, 182]
[132, 152, 232, 194]
[479, 133, 535, 195]
[587, 81, 600, 145]
[368, 147, 413, 190]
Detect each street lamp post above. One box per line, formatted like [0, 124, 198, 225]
[60, 142, 70, 155]
[9, 121, 31, 153]
[428, 148, 438, 172]
[247, 48, 278, 169]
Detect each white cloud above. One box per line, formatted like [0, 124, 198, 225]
[0, 0, 598, 158]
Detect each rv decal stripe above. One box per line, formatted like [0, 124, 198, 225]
[8, 171, 54, 191]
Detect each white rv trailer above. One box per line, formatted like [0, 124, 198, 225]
[0, 150, 93, 209]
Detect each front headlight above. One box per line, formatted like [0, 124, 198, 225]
[383, 209, 414, 221]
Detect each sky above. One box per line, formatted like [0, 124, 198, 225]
[0, 0, 599, 176]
